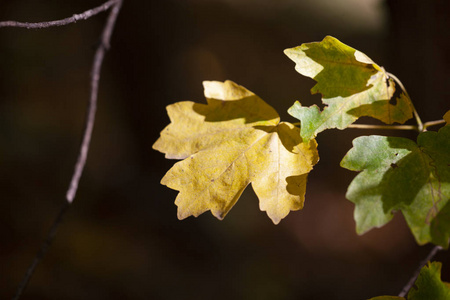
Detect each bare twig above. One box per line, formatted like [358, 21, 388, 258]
[398, 245, 443, 297]
[12, 201, 70, 300]
[7, 1, 124, 299]
[0, 0, 120, 29]
[66, 0, 123, 202]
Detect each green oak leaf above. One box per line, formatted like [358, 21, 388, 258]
[340, 125, 450, 248]
[285, 36, 413, 142]
[369, 262, 450, 300]
[408, 262, 450, 300]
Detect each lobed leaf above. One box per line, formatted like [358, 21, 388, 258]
[340, 125, 450, 248]
[408, 262, 450, 300]
[369, 262, 450, 300]
[285, 36, 413, 142]
[153, 81, 319, 224]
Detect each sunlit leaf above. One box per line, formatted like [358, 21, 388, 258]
[153, 81, 319, 224]
[285, 36, 413, 142]
[340, 125, 450, 248]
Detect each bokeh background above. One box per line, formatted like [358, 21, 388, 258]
[1, 0, 449, 299]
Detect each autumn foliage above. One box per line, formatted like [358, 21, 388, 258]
[154, 36, 450, 299]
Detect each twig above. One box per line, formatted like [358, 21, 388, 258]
[346, 119, 446, 132]
[7, 1, 123, 299]
[423, 119, 446, 130]
[12, 201, 70, 300]
[66, 0, 123, 202]
[293, 121, 445, 132]
[387, 72, 424, 132]
[398, 245, 443, 297]
[0, 0, 120, 29]
[347, 123, 418, 131]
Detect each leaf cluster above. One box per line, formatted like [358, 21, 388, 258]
[154, 36, 449, 250]
[153, 35, 450, 298]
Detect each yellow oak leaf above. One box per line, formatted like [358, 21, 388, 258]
[153, 81, 319, 224]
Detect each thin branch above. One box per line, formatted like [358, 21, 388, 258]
[66, 0, 123, 202]
[0, 0, 120, 29]
[387, 72, 424, 132]
[294, 121, 444, 132]
[12, 201, 70, 300]
[9, 1, 123, 299]
[398, 245, 443, 297]
[423, 119, 446, 130]
[347, 123, 419, 131]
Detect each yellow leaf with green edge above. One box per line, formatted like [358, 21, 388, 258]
[340, 125, 450, 248]
[153, 81, 319, 224]
[444, 110, 450, 125]
[285, 36, 413, 142]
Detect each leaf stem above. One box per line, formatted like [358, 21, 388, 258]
[293, 120, 445, 132]
[387, 72, 424, 132]
[423, 119, 446, 130]
[398, 245, 443, 297]
[347, 124, 418, 131]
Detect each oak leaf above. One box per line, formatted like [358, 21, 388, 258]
[153, 81, 319, 224]
[408, 262, 450, 300]
[285, 36, 413, 142]
[369, 262, 450, 300]
[341, 125, 450, 248]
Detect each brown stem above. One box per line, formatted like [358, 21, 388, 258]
[398, 245, 443, 297]
[7, 1, 124, 299]
[0, 0, 120, 29]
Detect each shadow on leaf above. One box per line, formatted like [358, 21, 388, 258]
[253, 123, 303, 154]
[193, 96, 279, 124]
[431, 201, 450, 248]
[286, 174, 307, 196]
[347, 96, 412, 125]
[379, 136, 425, 213]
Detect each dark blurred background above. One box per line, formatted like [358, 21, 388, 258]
[0, 0, 449, 299]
